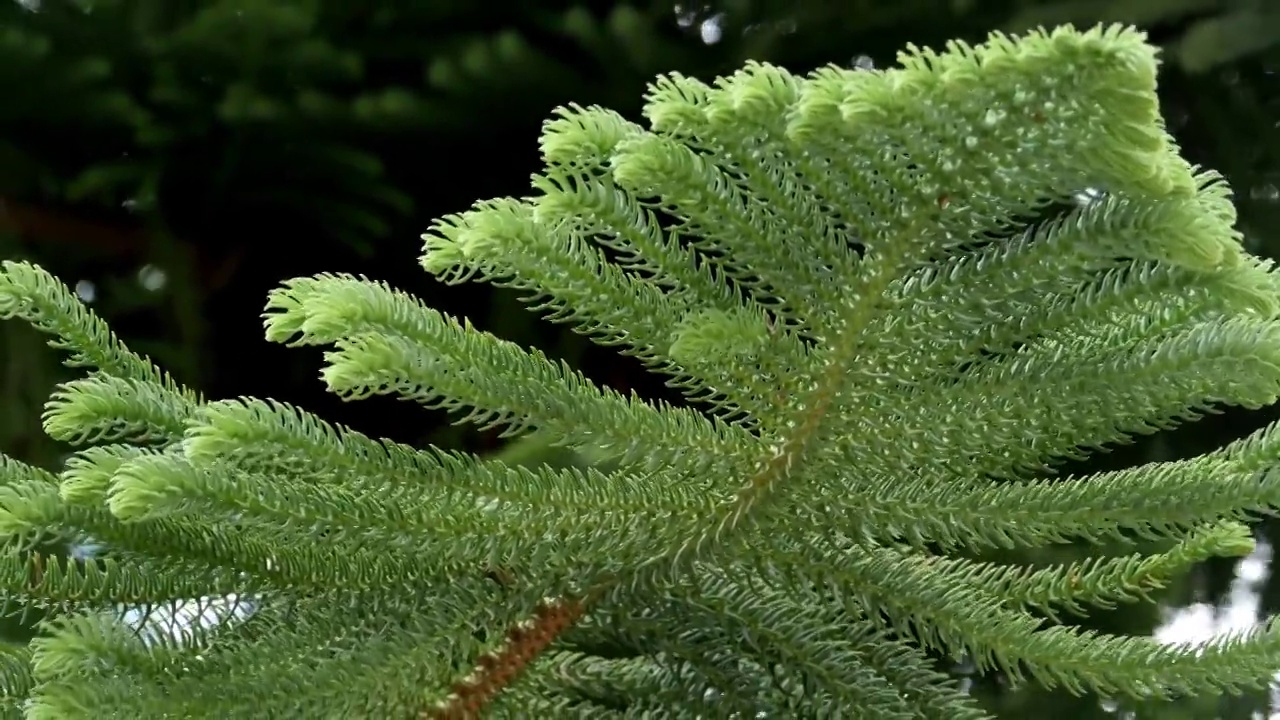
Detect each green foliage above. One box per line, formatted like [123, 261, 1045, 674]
[0, 0, 702, 255]
[710, 0, 1280, 74]
[1002, 0, 1280, 72]
[0, 22, 1279, 718]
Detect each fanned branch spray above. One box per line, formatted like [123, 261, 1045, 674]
[0, 23, 1278, 719]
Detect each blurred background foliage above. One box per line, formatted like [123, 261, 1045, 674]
[1, 0, 1278, 716]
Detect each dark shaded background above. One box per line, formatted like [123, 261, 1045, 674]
[2, 1, 1279, 716]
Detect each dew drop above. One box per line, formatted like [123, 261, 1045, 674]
[138, 264, 167, 292]
[74, 279, 96, 303]
[1250, 184, 1279, 202]
[699, 14, 724, 44]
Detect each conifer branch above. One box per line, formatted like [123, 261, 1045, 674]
[0, 23, 1279, 718]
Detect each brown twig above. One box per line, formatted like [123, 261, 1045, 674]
[0, 195, 146, 255]
[424, 595, 589, 719]
[0, 195, 245, 292]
